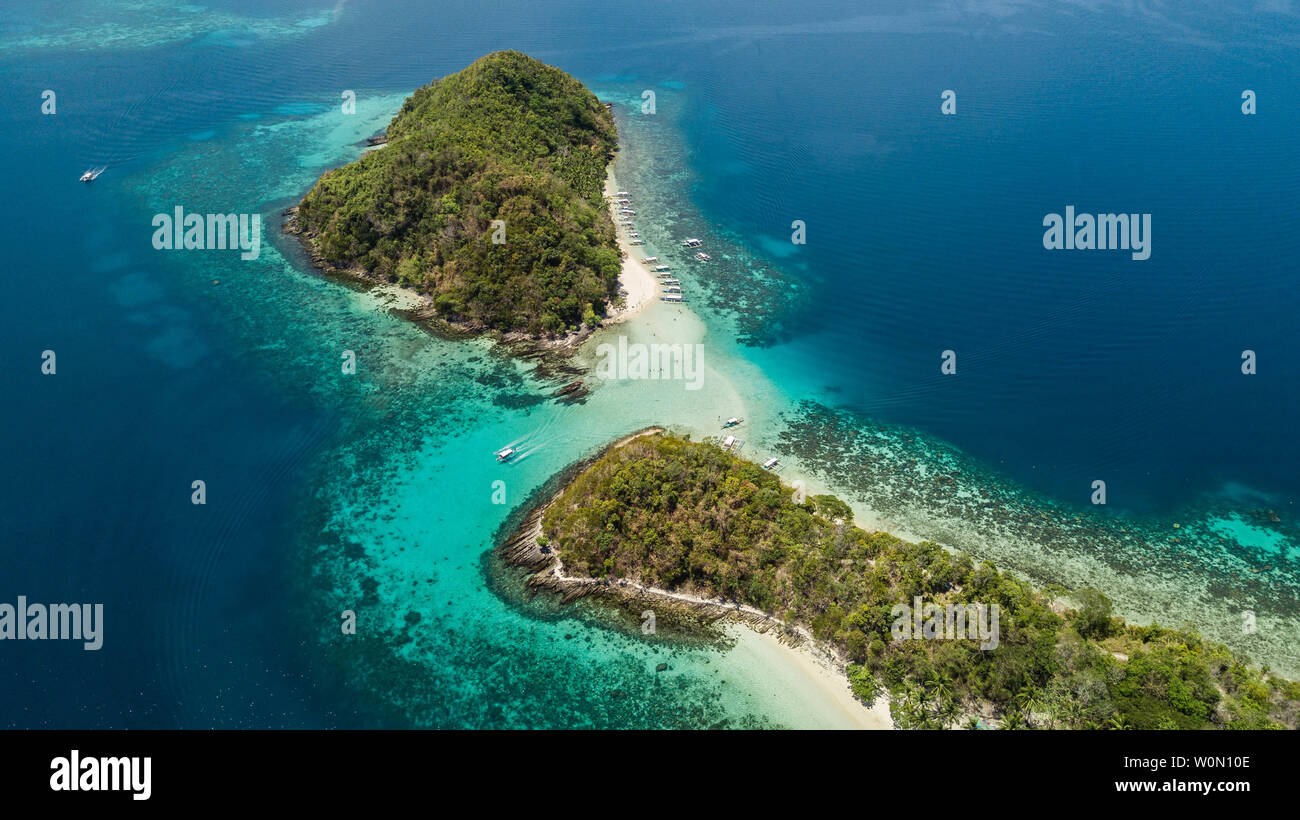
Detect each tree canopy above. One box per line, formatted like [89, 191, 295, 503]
[543, 433, 1300, 729]
[296, 50, 620, 336]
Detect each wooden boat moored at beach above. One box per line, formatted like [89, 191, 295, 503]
[640, 256, 659, 264]
[722, 417, 743, 428]
[660, 294, 686, 302]
[761, 457, 780, 470]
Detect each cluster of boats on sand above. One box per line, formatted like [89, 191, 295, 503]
[494, 191, 786, 472]
[717, 417, 781, 470]
[614, 189, 714, 304]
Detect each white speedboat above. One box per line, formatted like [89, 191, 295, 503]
[494, 447, 516, 463]
[79, 167, 105, 183]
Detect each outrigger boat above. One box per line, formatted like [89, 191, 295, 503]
[629, 239, 644, 245]
[694, 252, 711, 261]
[722, 417, 743, 428]
[659, 278, 680, 285]
[79, 167, 106, 183]
[721, 435, 741, 451]
[640, 257, 659, 264]
[682, 238, 703, 248]
[762, 457, 780, 470]
[494, 447, 516, 463]
[653, 265, 671, 272]
[660, 294, 686, 303]
[616, 191, 630, 197]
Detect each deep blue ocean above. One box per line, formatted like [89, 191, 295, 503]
[2, 0, 1296, 727]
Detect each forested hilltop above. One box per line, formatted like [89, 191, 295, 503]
[293, 51, 621, 336]
[541, 433, 1300, 729]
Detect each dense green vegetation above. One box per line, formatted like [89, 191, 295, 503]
[543, 433, 1300, 729]
[296, 51, 621, 336]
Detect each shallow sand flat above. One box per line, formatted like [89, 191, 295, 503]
[359, 281, 429, 311]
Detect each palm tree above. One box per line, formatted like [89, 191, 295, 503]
[939, 699, 961, 729]
[927, 673, 953, 710]
[1001, 709, 1027, 730]
[1014, 687, 1043, 727]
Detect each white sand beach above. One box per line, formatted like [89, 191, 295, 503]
[603, 170, 658, 321]
[726, 626, 893, 729]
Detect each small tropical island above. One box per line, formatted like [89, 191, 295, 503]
[502, 430, 1300, 729]
[288, 50, 622, 339]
